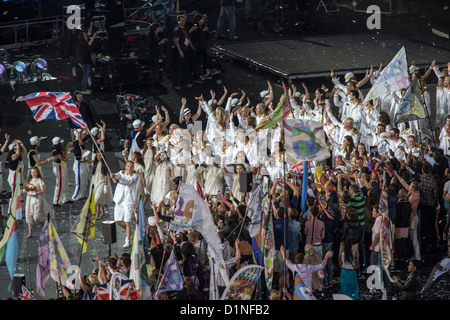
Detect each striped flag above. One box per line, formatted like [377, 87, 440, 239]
[48, 219, 73, 289]
[16, 92, 88, 128]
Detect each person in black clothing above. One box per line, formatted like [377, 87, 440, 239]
[146, 22, 168, 91]
[189, 14, 212, 84]
[393, 259, 422, 300]
[69, 91, 97, 133]
[77, 22, 97, 94]
[172, 14, 196, 90]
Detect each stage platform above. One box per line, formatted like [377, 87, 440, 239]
[211, 33, 450, 80]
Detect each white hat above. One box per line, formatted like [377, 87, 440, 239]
[52, 137, 64, 145]
[260, 90, 269, 98]
[344, 72, 355, 82]
[208, 98, 217, 106]
[409, 65, 418, 74]
[231, 98, 239, 107]
[152, 115, 158, 123]
[132, 119, 144, 129]
[29, 136, 40, 145]
[8, 143, 16, 151]
[148, 216, 155, 226]
[91, 127, 100, 136]
[183, 108, 191, 116]
[294, 91, 301, 98]
[74, 128, 84, 136]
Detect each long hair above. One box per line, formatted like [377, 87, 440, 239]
[343, 237, 354, 264]
[215, 106, 227, 129]
[27, 166, 43, 183]
[92, 151, 109, 176]
[133, 151, 145, 168]
[142, 138, 155, 157]
[344, 135, 355, 160]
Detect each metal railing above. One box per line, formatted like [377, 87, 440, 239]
[0, 15, 66, 48]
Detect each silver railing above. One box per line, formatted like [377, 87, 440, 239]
[0, 15, 66, 48]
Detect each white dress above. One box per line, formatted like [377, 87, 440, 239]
[151, 160, 174, 205]
[91, 162, 113, 206]
[134, 162, 146, 206]
[203, 165, 224, 196]
[143, 149, 156, 195]
[25, 177, 53, 225]
[185, 164, 203, 189]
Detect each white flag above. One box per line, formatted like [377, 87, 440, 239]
[363, 46, 410, 104]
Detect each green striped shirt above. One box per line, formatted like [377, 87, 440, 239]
[349, 192, 365, 226]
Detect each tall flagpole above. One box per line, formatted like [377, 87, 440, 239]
[86, 128, 113, 175]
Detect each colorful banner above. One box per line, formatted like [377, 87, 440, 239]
[363, 46, 410, 104]
[49, 219, 73, 289]
[283, 119, 330, 164]
[394, 79, 426, 124]
[221, 265, 264, 300]
[36, 219, 51, 298]
[293, 275, 316, 300]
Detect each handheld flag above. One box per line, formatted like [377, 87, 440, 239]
[293, 275, 316, 300]
[154, 249, 185, 297]
[255, 86, 289, 131]
[363, 46, 410, 104]
[16, 92, 88, 128]
[18, 285, 36, 300]
[48, 219, 73, 289]
[70, 190, 96, 254]
[36, 219, 51, 298]
[221, 265, 264, 300]
[283, 119, 330, 164]
[394, 79, 426, 124]
[421, 256, 450, 293]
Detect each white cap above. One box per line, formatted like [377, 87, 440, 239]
[148, 216, 155, 226]
[82, 150, 91, 159]
[344, 72, 355, 82]
[152, 115, 158, 123]
[74, 128, 84, 136]
[208, 98, 217, 106]
[91, 127, 100, 136]
[29, 136, 40, 145]
[260, 90, 269, 98]
[231, 98, 239, 107]
[409, 65, 418, 74]
[294, 91, 301, 98]
[132, 119, 144, 128]
[52, 137, 63, 145]
[8, 143, 16, 151]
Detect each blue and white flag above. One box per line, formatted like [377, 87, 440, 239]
[363, 47, 410, 104]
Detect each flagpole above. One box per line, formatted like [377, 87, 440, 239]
[281, 117, 287, 291]
[417, 79, 437, 148]
[86, 128, 113, 176]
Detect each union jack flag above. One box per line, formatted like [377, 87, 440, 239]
[16, 92, 88, 128]
[18, 285, 36, 300]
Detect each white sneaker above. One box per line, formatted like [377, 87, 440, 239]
[123, 239, 130, 248]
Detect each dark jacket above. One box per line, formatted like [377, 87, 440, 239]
[395, 201, 411, 228]
[395, 271, 422, 300]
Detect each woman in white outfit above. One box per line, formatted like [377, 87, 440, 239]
[50, 137, 71, 206]
[23, 167, 53, 238]
[151, 151, 175, 206]
[91, 151, 113, 218]
[142, 138, 156, 206]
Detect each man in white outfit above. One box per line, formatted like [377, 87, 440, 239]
[111, 161, 139, 247]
